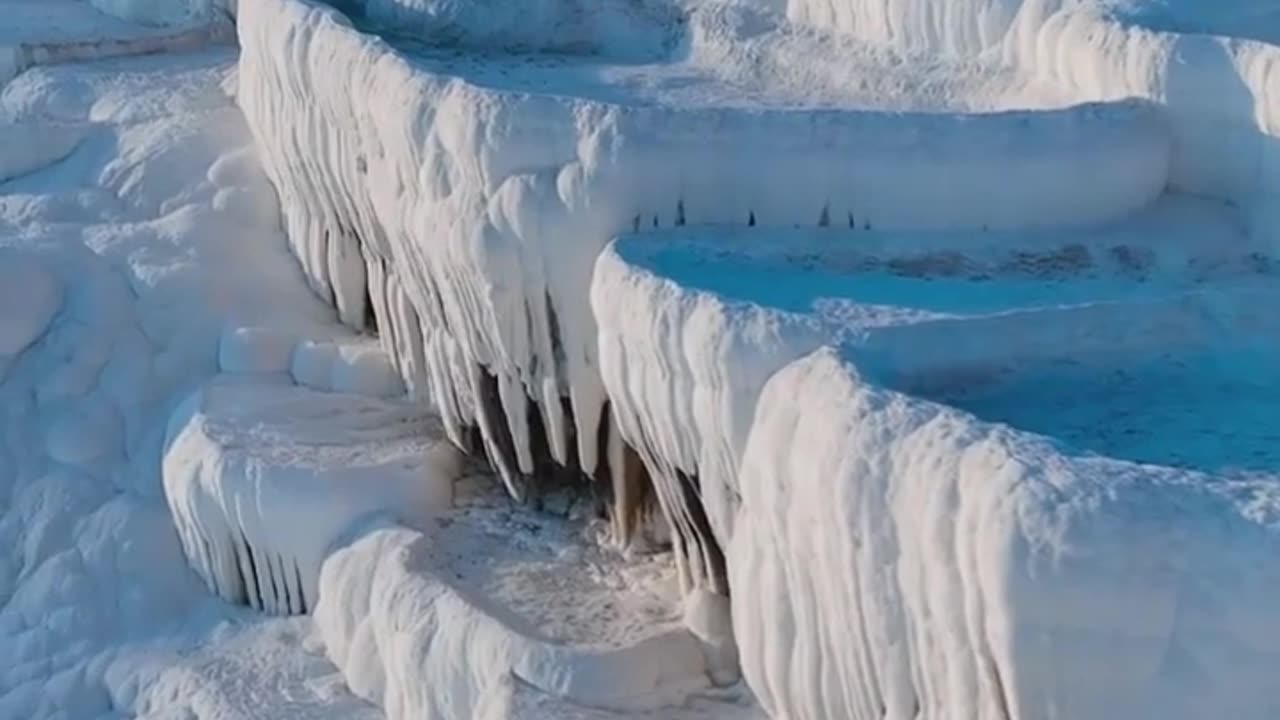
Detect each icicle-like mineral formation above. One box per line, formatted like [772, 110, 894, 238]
[236, 0, 1170, 593]
[164, 376, 461, 614]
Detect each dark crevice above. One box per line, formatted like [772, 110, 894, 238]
[675, 470, 728, 594]
[592, 403, 661, 543]
[227, 534, 248, 605]
[320, 229, 338, 309]
[545, 292, 566, 375]
[361, 257, 379, 332]
[240, 530, 264, 611]
[323, 247, 734, 611]
[592, 399, 618, 518]
[265, 546, 282, 612]
[463, 424, 483, 456]
[475, 367, 600, 513]
[988, 653, 1013, 720]
[618, 443, 658, 542]
[294, 561, 309, 614]
[475, 367, 526, 499]
[523, 304, 540, 379]
[276, 553, 294, 614]
[524, 394, 589, 511]
[523, 397, 550, 508]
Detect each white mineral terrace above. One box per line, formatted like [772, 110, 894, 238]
[222, 0, 1280, 717]
[5, 0, 1280, 719]
[235, 0, 1169, 590]
[594, 208, 1280, 718]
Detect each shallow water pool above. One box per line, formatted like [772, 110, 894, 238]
[926, 349, 1280, 474]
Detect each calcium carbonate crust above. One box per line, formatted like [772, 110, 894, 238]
[231, 1, 1280, 719]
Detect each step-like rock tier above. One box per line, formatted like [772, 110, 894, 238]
[233, 1, 1280, 718]
[594, 214, 1280, 719]
[163, 375, 462, 614]
[236, 0, 1171, 582]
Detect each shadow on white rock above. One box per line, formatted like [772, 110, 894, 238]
[0, 251, 62, 358]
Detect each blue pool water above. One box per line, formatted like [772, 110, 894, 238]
[928, 350, 1280, 474]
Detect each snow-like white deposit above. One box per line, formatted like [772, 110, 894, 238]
[592, 204, 1280, 718]
[0, 44, 394, 719]
[0, 13, 756, 718]
[733, 348, 1280, 720]
[9, 0, 1280, 717]
[593, 196, 1271, 577]
[163, 375, 463, 614]
[233, 2, 1280, 715]
[317, 519, 714, 719]
[236, 0, 1175, 554]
